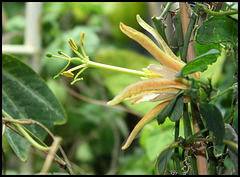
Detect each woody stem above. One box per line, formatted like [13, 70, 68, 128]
[180, 2, 209, 175]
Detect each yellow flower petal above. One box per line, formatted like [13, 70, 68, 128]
[122, 96, 191, 150]
[121, 100, 170, 150]
[146, 64, 177, 79]
[136, 14, 186, 65]
[120, 22, 185, 72]
[107, 78, 189, 106]
[129, 88, 180, 104]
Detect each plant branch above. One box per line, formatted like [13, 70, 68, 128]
[2, 110, 51, 151]
[2, 112, 74, 174]
[157, 2, 174, 20]
[181, 2, 199, 63]
[40, 136, 62, 174]
[154, 135, 237, 175]
[180, 2, 209, 175]
[193, 138, 238, 150]
[174, 120, 182, 175]
[211, 83, 237, 100]
[154, 142, 179, 175]
[199, 4, 238, 16]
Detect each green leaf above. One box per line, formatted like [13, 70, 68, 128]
[157, 90, 184, 125]
[195, 42, 226, 86]
[224, 124, 238, 174]
[151, 16, 168, 45]
[139, 120, 176, 161]
[199, 103, 224, 145]
[2, 53, 66, 161]
[169, 94, 184, 122]
[175, 49, 220, 77]
[196, 16, 238, 46]
[156, 148, 174, 174]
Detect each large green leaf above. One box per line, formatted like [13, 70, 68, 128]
[157, 90, 184, 125]
[199, 103, 224, 145]
[2, 53, 66, 161]
[195, 43, 226, 86]
[196, 15, 238, 46]
[175, 49, 220, 77]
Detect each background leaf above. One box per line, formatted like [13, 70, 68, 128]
[2, 53, 67, 161]
[199, 103, 224, 145]
[139, 119, 176, 161]
[196, 15, 238, 46]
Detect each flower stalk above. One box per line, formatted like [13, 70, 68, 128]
[46, 35, 146, 85]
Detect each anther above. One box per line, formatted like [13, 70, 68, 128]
[80, 32, 85, 47]
[68, 38, 78, 51]
[61, 71, 74, 78]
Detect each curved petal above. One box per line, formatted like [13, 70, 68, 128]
[129, 88, 180, 104]
[120, 22, 185, 72]
[107, 78, 189, 106]
[121, 100, 170, 150]
[122, 96, 191, 150]
[136, 14, 186, 65]
[146, 64, 177, 79]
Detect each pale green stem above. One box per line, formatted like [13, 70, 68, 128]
[211, 84, 236, 100]
[65, 59, 146, 78]
[87, 60, 146, 77]
[199, 4, 238, 16]
[184, 128, 208, 145]
[67, 63, 88, 72]
[72, 49, 89, 62]
[51, 55, 69, 61]
[154, 143, 179, 175]
[157, 2, 174, 20]
[2, 110, 51, 151]
[193, 138, 238, 150]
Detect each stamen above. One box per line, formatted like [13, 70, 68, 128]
[79, 32, 87, 58]
[68, 38, 78, 51]
[61, 71, 74, 78]
[70, 78, 83, 85]
[58, 49, 71, 59]
[80, 32, 85, 47]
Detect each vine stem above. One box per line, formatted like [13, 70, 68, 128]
[180, 2, 209, 175]
[2, 110, 51, 151]
[2, 112, 75, 175]
[40, 136, 62, 174]
[199, 4, 238, 16]
[157, 2, 174, 20]
[153, 137, 238, 174]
